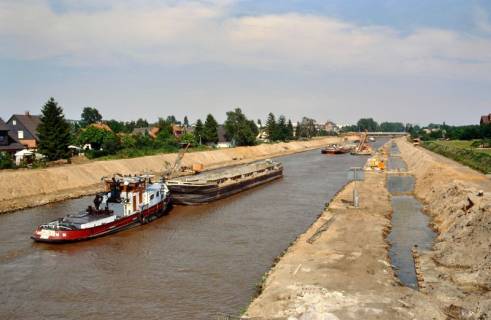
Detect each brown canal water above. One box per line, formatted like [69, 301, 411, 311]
[0, 140, 386, 320]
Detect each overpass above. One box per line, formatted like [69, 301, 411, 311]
[342, 132, 407, 136]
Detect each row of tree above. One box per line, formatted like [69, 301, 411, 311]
[341, 118, 405, 133]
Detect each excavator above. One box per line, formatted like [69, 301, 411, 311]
[351, 130, 373, 155]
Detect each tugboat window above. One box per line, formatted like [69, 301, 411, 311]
[150, 194, 154, 200]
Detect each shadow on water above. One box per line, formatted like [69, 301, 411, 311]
[387, 142, 436, 289]
[0, 139, 387, 320]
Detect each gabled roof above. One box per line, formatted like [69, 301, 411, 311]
[0, 118, 10, 131]
[9, 114, 42, 139]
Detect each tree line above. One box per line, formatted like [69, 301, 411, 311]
[20, 98, 329, 163]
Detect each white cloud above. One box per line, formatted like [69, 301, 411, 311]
[1, 0, 491, 79]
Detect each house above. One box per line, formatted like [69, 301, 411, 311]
[6, 112, 41, 149]
[0, 118, 25, 155]
[480, 114, 491, 125]
[172, 124, 184, 138]
[132, 126, 160, 139]
[323, 120, 339, 133]
[216, 125, 232, 148]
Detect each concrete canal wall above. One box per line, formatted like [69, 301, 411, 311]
[0, 137, 341, 214]
[396, 138, 491, 318]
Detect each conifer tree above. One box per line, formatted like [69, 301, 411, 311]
[265, 113, 277, 141]
[203, 114, 218, 144]
[277, 115, 288, 141]
[38, 97, 71, 161]
[194, 119, 204, 144]
[287, 119, 295, 139]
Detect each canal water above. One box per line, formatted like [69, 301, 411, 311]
[0, 140, 386, 320]
[387, 143, 436, 289]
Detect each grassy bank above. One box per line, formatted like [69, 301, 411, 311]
[422, 140, 491, 173]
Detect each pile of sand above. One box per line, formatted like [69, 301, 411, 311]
[397, 138, 491, 318]
[0, 137, 340, 213]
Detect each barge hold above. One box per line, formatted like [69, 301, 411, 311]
[32, 175, 170, 243]
[167, 159, 283, 205]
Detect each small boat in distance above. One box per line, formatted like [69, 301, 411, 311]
[166, 159, 283, 205]
[32, 175, 170, 243]
[321, 144, 351, 155]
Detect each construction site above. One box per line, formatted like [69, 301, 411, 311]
[0, 135, 489, 319]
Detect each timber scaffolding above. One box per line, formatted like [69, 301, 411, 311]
[166, 159, 283, 205]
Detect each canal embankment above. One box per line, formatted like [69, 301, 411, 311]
[245, 144, 444, 319]
[396, 138, 491, 319]
[0, 137, 342, 214]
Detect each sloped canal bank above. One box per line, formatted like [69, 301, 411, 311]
[0, 145, 384, 320]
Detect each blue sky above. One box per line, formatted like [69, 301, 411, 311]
[1, 0, 491, 125]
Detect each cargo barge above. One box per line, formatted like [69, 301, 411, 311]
[32, 175, 170, 243]
[166, 159, 283, 205]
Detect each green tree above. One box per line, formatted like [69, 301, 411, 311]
[203, 114, 219, 144]
[183, 116, 189, 127]
[265, 113, 278, 141]
[135, 118, 149, 128]
[287, 119, 294, 139]
[297, 117, 318, 138]
[357, 118, 378, 132]
[224, 108, 256, 146]
[379, 122, 405, 132]
[157, 117, 173, 136]
[277, 115, 288, 141]
[166, 115, 180, 125]
[194, 119, 204, 144]
[38, 97, 72, 160]
[179, 132, 196, 145]
[80, 107, 102, 127]
[77, 126, 119, 151]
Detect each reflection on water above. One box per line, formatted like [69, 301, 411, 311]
[0, 140, 386, 320]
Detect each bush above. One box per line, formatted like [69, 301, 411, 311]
[0, 152, 14, 169]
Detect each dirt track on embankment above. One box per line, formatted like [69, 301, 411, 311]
[396, 138, 491, 319]
[0, 137, 342, 214]
[245, 144, 444, 320]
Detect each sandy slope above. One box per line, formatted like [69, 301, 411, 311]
[245, 148, 444, 320]
[0, 137, 340, 214]
[397, 138, 491, 319]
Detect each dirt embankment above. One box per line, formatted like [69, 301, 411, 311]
[0, 137, 341, 214]
[245, 147, 444, 319]
[397, 138, 491, 318]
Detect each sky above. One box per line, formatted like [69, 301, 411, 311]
[1, 0, 491, 126]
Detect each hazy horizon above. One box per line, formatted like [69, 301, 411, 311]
[1, 0, 491, 126]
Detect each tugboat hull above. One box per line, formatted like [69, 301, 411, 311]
[32, 194, 170, 243]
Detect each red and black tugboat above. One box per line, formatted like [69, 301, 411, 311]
[32, 175, 170, 243]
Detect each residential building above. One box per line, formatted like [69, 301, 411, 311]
[6, 112, 41, 149]
[480, 114, 491, 125]
[172, 124, 184, 138]
[132, 126, 161, 139]
[0, 118, 25, 155]
[323, 120, 339, 133]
